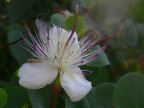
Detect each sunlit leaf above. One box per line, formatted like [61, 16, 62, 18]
[64, 15, 87, 34]
[0, 88, 7, 108]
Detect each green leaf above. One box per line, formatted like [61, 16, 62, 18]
[0, 88, 7, 108]
[93, 68, 109, 86]
[9, 70, 19, 86]
[78, 29, 87, 40]
[87, 83, 116, 108]
[65, 83, 115, 108]
[88, 52, 110, 67]
[64, 15, 87, 34]
[8, 24, 32, 65]
[81, 65, 100, 84]
[4, 86, 29, 108]
[113, 73, 144, 108]
[81, 66, 109, 86]
[130, 0, 144, 23]
[55, 96, 65, 108]
[86, 46, 110, 67]
[28, 85, 52, 108]
[51, 13, 65, 27]
[22, 104, 30, 108]
[65, 97, 90, 108]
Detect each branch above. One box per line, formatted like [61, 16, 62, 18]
[0, 38, 23, 48]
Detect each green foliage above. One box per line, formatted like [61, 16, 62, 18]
[9, 70, 19, 86]
[87, 83, 116, 108]
[64, 15, 87, 34]
[81, 66, 109, 86]
[87, 46, 110, 67]
[65, 97, 90, 108]
[4, 86, 29, 108]
[28, 86, 52, 108]
[0, 88, 7, 108]
[1, 0, 144, 107]
[113, 73, 144, 108]
[7, 24, 32, 65]
[65, 83, 116, 108]
[51, 13, 65, 27]
[130, 0, 144, 23]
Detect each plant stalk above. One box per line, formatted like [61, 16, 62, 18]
[50, 94, 56, 108]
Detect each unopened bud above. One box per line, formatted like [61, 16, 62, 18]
[74, 4, 79, 15]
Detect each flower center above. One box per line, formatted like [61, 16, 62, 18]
[53, 56, 68, 71]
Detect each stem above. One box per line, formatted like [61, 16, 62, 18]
[65, 4, 79, 46]
[61, 13, 78, 59]
[0, 37, 23, 48]
[65, 15, 78, 46]
[50, 94, 56, 108]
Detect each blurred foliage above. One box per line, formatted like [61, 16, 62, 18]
[0, 0, 144, 108]
[0, 88, 7, 108]
[113, 73, 144, 108]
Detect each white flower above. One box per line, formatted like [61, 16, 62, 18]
[18, 21, 107, 102]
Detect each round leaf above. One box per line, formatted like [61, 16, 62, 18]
[87, 52, 110, 67]
[0, 88, 7, 108]
[81, 65, 101, 84]
[28, 85, 52, 108]
[51, 13, 65, 27]
[87, 83, 116, 108]
[4, 86, 29, 108]
[113, 73, 144, 108]
[64, 15, 87, 34]
[93, 68, 109, 86]
[10, 70, 19, 86]
[86, 46, 110, 67]
[65, 97, 90, 108]
[65, 83, 116, 108]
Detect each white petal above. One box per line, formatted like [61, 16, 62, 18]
[60, 67, 92, 102]
[48, 26, 69, 59]
[68, 32, 79, 44]
[18, 61, 58, 89]
[61, 32, 82, 68]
